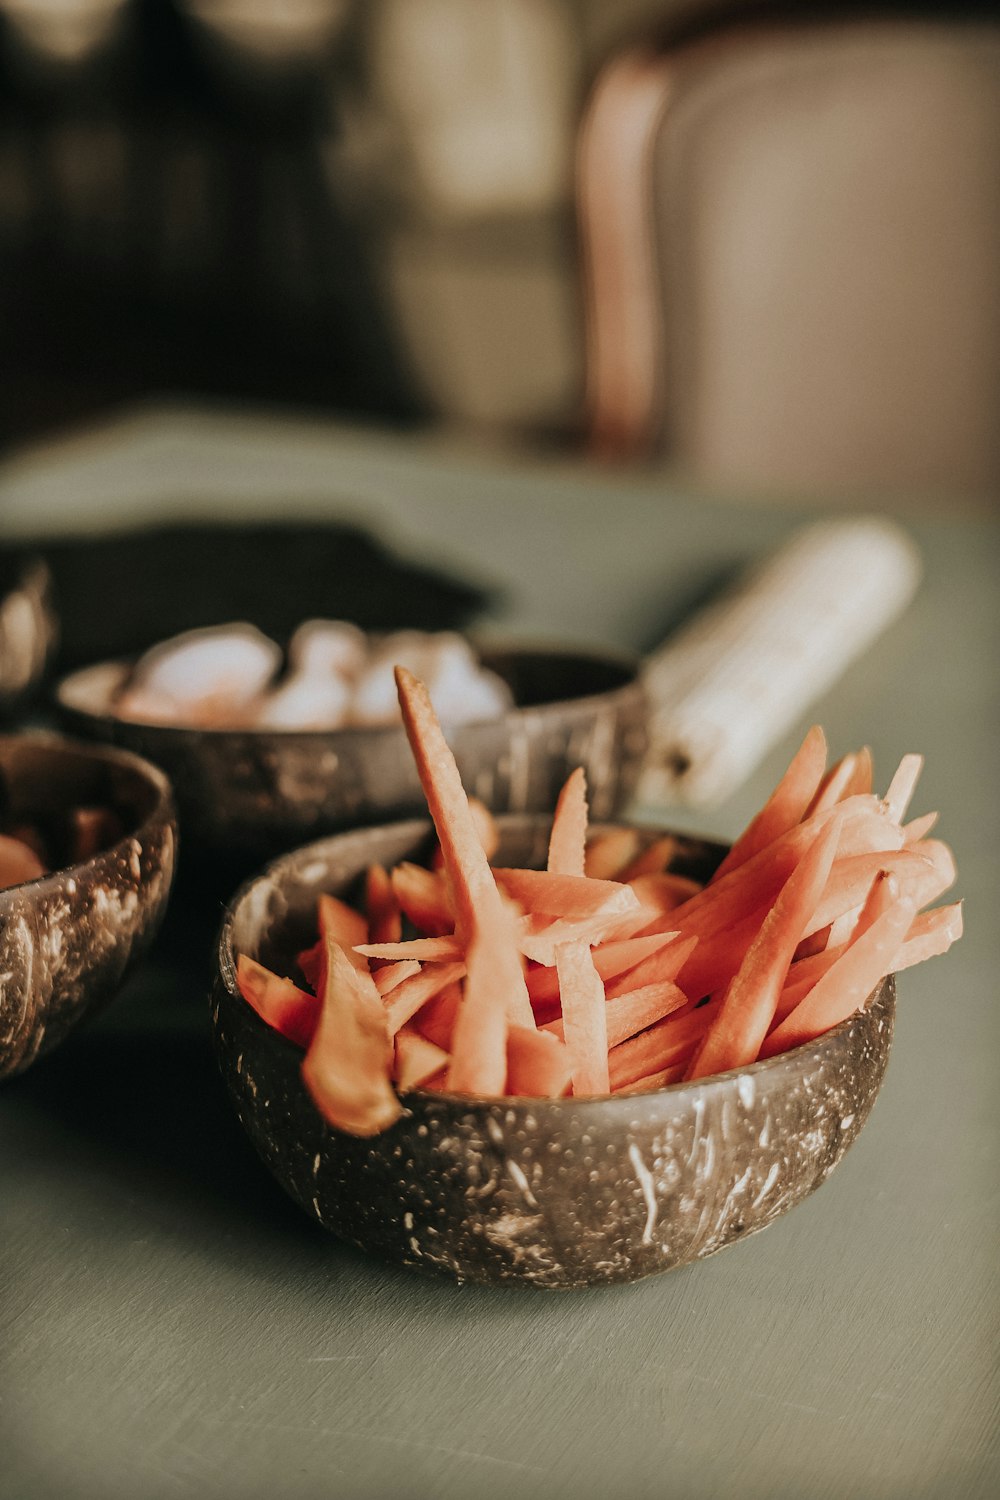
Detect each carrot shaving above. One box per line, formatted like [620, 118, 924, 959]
[547, 767, 588, 876]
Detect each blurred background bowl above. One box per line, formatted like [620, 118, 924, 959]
[0, 554, 58, 717]
[56, 642, 649, 871]
[0, 733, 177, 1079]
[211, 813, 895, 1288]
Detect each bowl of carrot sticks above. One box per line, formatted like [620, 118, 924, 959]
[211, 671, 961, 1288]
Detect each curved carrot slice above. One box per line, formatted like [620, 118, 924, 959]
[711, 724, 827, 882]
[547, 766, 588, 876]
[301, 938, 402, 1136]
[506, 1026, 572, 1097]
[237, 954, 320, 1049]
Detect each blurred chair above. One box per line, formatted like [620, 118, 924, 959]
[579, 9, 1000, 500]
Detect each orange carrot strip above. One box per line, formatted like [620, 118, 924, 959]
[394, 1028, 450, 1091]
[608, 999, 720, 1090]
[412, 980, 463, 1049]
[494, 867, 639, 919]
[395, 666, 533, 1027]
[517, 896, 644, 967]
[301, 938, 402, 1136]
[711, 725, 827, 882]
[544, 978, 688, 1049]
[555, 940, 610, 1095]
[446, 936, 511, 1096]
[385, 961, 466, 1036]
[355, 935, 462, 962]
[902, 810, 938, 843]
[613, 1062, 688, 1095]
[618, 835, 679, 880]
[373, 959, 422, 996]
[506, 1025, 573, 1097]
[604, 932, 699, 998]
[894, 901, 963, 967]
[627, 871, 703, 912]
[760, 897, 916, 1059]
[526, 931, 681, 1005]
[390, 863, 454, 937]
[807, 752, 858, 817]
[365, 863, 401, 955]
[672, 910, 767, 1002]
[318, 892, 370, 976]
[431, 796, 499, 867]
[845, 746, 874, 797]
[584, 827, 641, 880]
[803, 849, 929, 937]
[883, 753, 924, 824]
[547, 767, 588, 876]
[687, 819, 841, 1080]
[236, 954, 321, 1049]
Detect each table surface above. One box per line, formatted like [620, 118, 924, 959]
[1, 408, 997, 1500]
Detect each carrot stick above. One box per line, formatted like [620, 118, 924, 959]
[446, 933, 510, 1096]
[385, 961, 466, 1036]
[807, 752, 858, 817]
[760, 897, 916, 1058]
[608, 999, 720, 1090]
[627, 871, 702, 912]
[237, 954, 320, 1049]
[687, 819, 841, 1080]
[301, 938, 402, 1136]
[555, 940, 610, 1095]
[618, 835, 679, 880]
[883, 753, 924, 823]
[319, 892, 370, 975]
[711, 725, 827, 882]
[390, 863, 454, 936]
[545, 978, 688, 1049]
[547, 767, 588, 876]
[493, 867, 639, 919]
[526, 930, 679, 1005]
[613, 1062, 688, 1095]
[506, 1026, 573, 1097]
[902, 810, 938, 843]
[395, 666, 533, 1027]
[394, 1029, 450, 1091]
[604, 932, 699, 998]
[355, 935, 462, 962]
[365, 864, 401, 955]
[517, 895, 644, 967]
[431, 796, 499, 866]
[411, 980, 463, 1049]
[373, 959, 422, 995]
[584, 828, 641, 880]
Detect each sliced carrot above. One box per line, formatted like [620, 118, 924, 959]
[760, 897, 916, 1059]
[894, 901, 963, 967]
[446, 936, 509, 1096]
[236, 954, 321, 1049]
[431, 796, 499, 867]
[373, 959, 422, 995]
[411, 980, 463, 1049]
[618, 835, 679, 880]
[613, 1062, 687, 1095]
[803, 849, 929, 937]
[390, 862, 454, 936]
[517, 895, 644, 967]
[493, 867, 639, 919]
[301, 938, 402, 1136]
[608, 999, 720, 1091]
[672, 910, 766, 1003]
[711, 725, 827, 882]
[687, 818, 841, 1080]
[604, 932, 699, 998]
[355, 935, 462, 962]
[807, 751, 858, 817]
[526, 930, 682, 1006]
[365, 863, 401, 956]
[384, 961, 466, 1036]
[883, 753, 924, 824]
[506, 1025, 573, 1097]
[296, 939, 324, 992]
[394, 1028, 450, 1091]
[584, 827, 641, 880]
[627, 871, 702, 912]
[845, 746, 874, 797]
[555, 940, 610, 1095]
[545, 978, 688, 1049]
[547, 767, 588, 876]
[319, 892, 369, 976]
[902, 810, 938, 843]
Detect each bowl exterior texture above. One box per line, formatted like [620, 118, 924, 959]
[58, 650, 649, 861]
[212, 818, 894, 1289]
[0, 737, 177, 1079]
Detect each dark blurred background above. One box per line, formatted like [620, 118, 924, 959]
[1, 0, 998, 499]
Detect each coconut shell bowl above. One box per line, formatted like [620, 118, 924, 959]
[211, 815, 894, 1290]
[0, 734, 177, 1080]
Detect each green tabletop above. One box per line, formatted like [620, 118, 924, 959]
[1, 410, 996, 1500]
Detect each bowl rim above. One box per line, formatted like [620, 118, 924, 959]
[54, 638, 645, 742]
[0, 729, 176, 905]
[214, 812, 894, 1112]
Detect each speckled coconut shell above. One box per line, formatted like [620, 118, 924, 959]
[0, 734, 177, 1079]
[57, 646, 648, 863]
[212, 816, 895, 1289]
